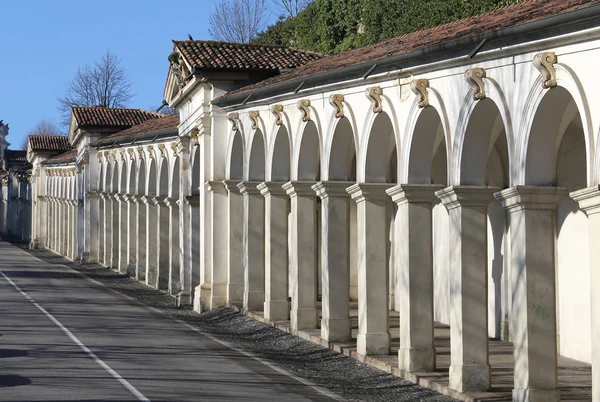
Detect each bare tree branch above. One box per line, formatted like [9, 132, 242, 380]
[57, 50, 133, 126]
[271, 0, 310, 18]
[209, 0, 268, 43]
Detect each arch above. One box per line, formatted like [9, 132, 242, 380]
[119, 160, 127, 194]
[226, 130, 244, 180]
[247, 129, 266, 181]
[518, 66, 594, 185]
[170, 157, 181, 197]
[452, 78, 513, 186]
[401, 88, 451, 184]
[146, 158, 157, 196]
[127, 160, 136, 194]
[294, 120, 320, 181]
[110, 161, 118, 193]
[325, 116, 356, 181]
[268, 125, 291, 181]
[523, 85, 591, 186]
[157, 158, 168, 197]
[191, 144, 200, 195]
[136, 159, 146, 195]
[359, 111, 398, 183]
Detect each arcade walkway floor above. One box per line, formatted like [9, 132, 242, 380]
[0, 240, 453, 402]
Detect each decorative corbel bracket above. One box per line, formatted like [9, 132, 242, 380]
[189, 127, 200, 145]
[158, 144, 167, 159]
[272, 104, 284, 126]
[329, 94, 345, 118]
[249, 111, 260, 130]
[227, 112, 239, 132]
[533, 52, 558, 89]
[410, 79, 430, 108]
[465, 68, 486, 100]
[365, 87, 383, 113]
[147, 145, 155, 160]
[127, 148, 135, 160]
[137, 146, 145, 160]
[297, 100, 311, 122]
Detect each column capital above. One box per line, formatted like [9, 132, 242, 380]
[346, 183, 392, 203]
[163, 196, 178, 207]
[283, 181, 317, 198]
[436, 185, 498, 210]
[185, 195, 200, 206]
[387, 184, 443, 205]
[312, 181, 353, 199]
[258, 181, 287, 197]
[237, 181, 262, 196]
[86, 190, 99, 199]
[141, 195, 153, 205]
[205, 180, 227, 194]
[494, 185, 567, 212]
[570, 185, 600, 215]
[223, 180, 242, 194]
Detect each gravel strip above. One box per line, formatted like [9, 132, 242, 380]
[15, 243, 456, 402]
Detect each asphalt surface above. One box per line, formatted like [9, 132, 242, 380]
[0, 240, 455, 402]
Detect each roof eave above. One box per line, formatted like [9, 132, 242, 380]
[214, 3, 600, 108]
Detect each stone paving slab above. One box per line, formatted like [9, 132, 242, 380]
[242, 309, 592, 401]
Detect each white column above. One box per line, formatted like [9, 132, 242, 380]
[223, 180, 244, 307]
[135, 195, 147, 282]
[284, 181, 318, 332]
[206, 182, 228, 309]
[156, 197, 170, 290]
[166, 198, 181, 294]
[110, 194, 119, 268]
[70, 200, 78, 260]
[187, 196, 201, 304]
[496, 186, 566, 402]
[103, 193, 111, 265]
[118, 194, 128, 273]
[126, 194, 136, 276]
[571, 186, 600, 402]
[436, 186, 497, 392]
[388, 184, 442, 372]
[146, 197, 159, 288]
[313, 181, 353, 342]
[347, 183, 392, 355]
[238, 181, 265, 311]
[258, 182, 289, 322]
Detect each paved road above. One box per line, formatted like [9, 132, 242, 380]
[0, 240, 335, 402]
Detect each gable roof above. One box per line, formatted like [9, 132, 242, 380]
[5, 150, 27, 165]
[28, 135, 71, 152]
[43, 149, 78, 165]
[173, 40, 323, 72]
[216, 0, 600, 105]
[72, 107, 161, 129]
[91, 114, 180, 147]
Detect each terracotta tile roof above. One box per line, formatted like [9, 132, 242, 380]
[174, 40, 323, 72]
[5, 150, 28, 164]
[28, 135, 71, 152]
[92, 114, 179, 146]
[43, 149, 78, 165]
[219, 0, 600, 101]
[72, 107, 161, 129]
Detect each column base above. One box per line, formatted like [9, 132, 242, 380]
[126, 264, 136, 278]
[291, 307, 317, 331]
[227, 283, 244, 306]
[244, 290, 264, 311]
[398, 347, 435, 372]
[512, 388, 559, 402]
[321, 318, 351, 342]
[264, 300, 289, 321]
[210, 283, 227, 309]
[193, 285, 206, 313]
[175, 291, 192, 307]
[357, 332, 390, 355]
[449, 363, 490, 392]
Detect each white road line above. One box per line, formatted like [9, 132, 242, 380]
[0, 269, 150, 402]
[56, 264, 345, 402]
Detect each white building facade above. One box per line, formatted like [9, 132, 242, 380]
[17, 1, 600, 401]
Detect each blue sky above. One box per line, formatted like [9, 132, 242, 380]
[0, 0, 280, 149]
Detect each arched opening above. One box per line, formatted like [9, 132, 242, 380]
[364, 112, 396, 184]
[229, 131, 244, 180]
[406, 106, 449, 327]
[460, 98, 510, 341]
[191, 145, 200, 196]
[157, 160, 168, 197]
[271, 126, 290, 181]
[136, 159, 147, 282]
[249, 130, 266, 181]
[171, 157, 180, 197]
[147, 158, 157, 196]
[526, 86, 590, 363]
